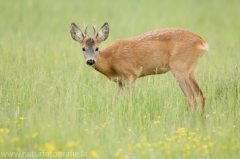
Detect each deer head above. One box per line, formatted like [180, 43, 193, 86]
[70, 22, 109, 66]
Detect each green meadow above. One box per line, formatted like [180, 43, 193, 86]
[0, 0, 239, 158]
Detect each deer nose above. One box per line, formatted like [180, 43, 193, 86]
[86, 59, 95, 66]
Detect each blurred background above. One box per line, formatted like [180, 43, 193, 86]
[0, 0, 239, 158]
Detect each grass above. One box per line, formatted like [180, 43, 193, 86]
[0, 0, 239, 158]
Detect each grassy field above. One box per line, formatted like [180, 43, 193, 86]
[0, 0, 240, 158]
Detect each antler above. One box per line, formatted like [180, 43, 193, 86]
[84, 22, 88, 37]
[93, 20, 97, 36]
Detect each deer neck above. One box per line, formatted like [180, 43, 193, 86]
[93, 50, 112, 78]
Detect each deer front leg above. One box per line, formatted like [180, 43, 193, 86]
[112, 81, 123, 104]
[117, 82, 123, 96]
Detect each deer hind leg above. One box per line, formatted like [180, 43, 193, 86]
[172, 71, 197, 111]
[189, 72, 206, 111]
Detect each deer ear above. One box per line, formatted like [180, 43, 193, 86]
[70, 23, 84, 42]
[96, 22, 109, 42]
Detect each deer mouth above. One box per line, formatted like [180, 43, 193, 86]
[86, 59, 95, 66]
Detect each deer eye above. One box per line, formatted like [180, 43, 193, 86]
[82, 48, 86, 51]
[95, 47, 99, 51]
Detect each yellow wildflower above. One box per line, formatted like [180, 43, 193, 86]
[136, 143, 141, 148]
[91, 150, 99, 158]
[32, 132, 39, 138]
[5, 128, 10, 133]
[114, 148, 123, 157]
[66, 141, 78, 147]
[102, 123, 107, 128]
[11, 137, 19, 142]
[208, 142, 214, 147]
[38, 146, 43, 151]
[0, 128, 10, 133]
[17, 123, 21, 128]
[202, 145, 208, 149]
[165, 137, 171, 141]
[44, 143, 55, 152]
[153, 121, 160, 124]
[221, 145, 227, 150]
[185, 143, 191, 150]
[16, 147, 21, 152]
[141, 151, 146, 155]
[193, 137, 199, 143]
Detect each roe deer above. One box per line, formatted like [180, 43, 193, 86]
[70, 22, 208, 111]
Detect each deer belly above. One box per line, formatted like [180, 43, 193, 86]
[138, 65, 170, 77]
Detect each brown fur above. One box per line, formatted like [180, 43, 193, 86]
[70, 23, 208, 112]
